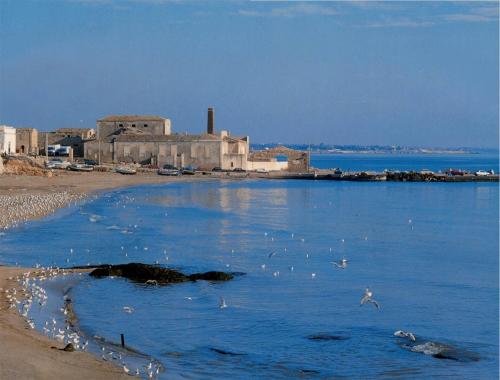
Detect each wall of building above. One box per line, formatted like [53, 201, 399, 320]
[85, 139, 227, 170]
[97, 119, 171, 138]
[16, 128, 38, 154]
[247, 160, 288, 171]
[0, 126, 16, 154]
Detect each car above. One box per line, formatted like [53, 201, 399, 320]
[446, 169, 465, 176]
[84, 159, 98, 166]
[181, 166, 196, 175]
[255, 168, 269, 173]
[46, 158, 71, 169]
[212, 167, 223, 172]
[475, 170, 490, 176]
[233, 168, 246, 172]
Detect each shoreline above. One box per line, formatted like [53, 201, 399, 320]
[0, 171, 206, 229]
[0, 266, 129, 380]
[0, 171, 201, 378]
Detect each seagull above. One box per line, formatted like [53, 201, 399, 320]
[123, 306, 134, 313]
[331, 258, 348, 269]
[394, 330, 416, 342]
[219, 297, 228, 309]
[123, 365, 130, 374]
[268, 250, 278, 259]
[360, 288, 380, 309]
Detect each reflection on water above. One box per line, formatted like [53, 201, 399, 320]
[0, 179, 498, 379]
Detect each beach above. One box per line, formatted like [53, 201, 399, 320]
[0, 171, 197, 379]
[0, 171, 199, 229]
[0, 266, 130, 380]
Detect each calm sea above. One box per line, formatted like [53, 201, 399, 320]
[0, 154, 498, 379]
[311, 152, 499, 173]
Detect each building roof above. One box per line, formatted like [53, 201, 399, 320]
[97, 115, 167, 122]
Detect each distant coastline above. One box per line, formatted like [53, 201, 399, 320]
[251, 144, 498, 155]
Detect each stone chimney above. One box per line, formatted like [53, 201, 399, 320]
[207, 107, 214, 134]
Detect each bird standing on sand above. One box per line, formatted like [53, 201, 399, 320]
[360, 288, 380, 309]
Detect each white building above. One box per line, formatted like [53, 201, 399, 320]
[0, 125, 16, 154]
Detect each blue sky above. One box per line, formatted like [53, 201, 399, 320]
[0, 0, 498, 147]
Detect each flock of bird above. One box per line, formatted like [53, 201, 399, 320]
[0, 192, 83, 229]
[3, 266, 163, 379]
[0, 190, 418, 379]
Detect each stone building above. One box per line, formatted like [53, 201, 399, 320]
[38, 128, 95, 157]
[0, 125, 16, 154]
[84, 111, 249, 170]
[97, 115, 171, 138]
[248, 146, 309, 172]
[16, 128, 38, 154]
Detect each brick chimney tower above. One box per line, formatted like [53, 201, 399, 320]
[207, 107, 214, 134]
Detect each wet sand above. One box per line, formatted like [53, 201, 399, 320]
[0, 266, 129, 380]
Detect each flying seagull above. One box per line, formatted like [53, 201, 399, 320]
[360, 288, 380, 309]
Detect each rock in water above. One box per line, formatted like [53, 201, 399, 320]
[89, 263, 240, 284]
[307, 334, 350, 341]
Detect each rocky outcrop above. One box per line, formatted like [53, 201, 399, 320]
[89, 263, 241, 284]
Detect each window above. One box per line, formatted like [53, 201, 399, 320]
[119, 124, 123, 127]
[144, 124, 148, 127]
[132, 124, 136, 127]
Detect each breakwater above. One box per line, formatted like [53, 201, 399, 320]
[259, 171, 499, 182]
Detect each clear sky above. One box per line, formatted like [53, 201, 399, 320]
[0, 0, 498, 147]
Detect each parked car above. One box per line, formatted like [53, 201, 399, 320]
[46, 158, 71, 169]
[233, 168, 246, 173]
[84, 159, 98, 166]
[212, 167, 223, 172]
[475, 170, 490, 176]
[181, 166, 196, 175]
[255, 168, 269, 173]
[446, 169, 465, 176]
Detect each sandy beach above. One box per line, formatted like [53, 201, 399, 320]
[0, 171, 201, 378]
[0, 266, 130, 380]
[0, 170, 201, 229]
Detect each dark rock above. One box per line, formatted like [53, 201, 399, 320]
[89, 263, 240, 285]
[189, 271, 234, 282]
[307, 334, 350, 341]
[209, 347, 246, 356]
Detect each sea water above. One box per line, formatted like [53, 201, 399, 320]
[312, 152, 499, 173]
[0, 160, 498, 379]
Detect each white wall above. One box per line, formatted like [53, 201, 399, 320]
[247, 160, 288, 171]
[0, 126, 16, 154]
